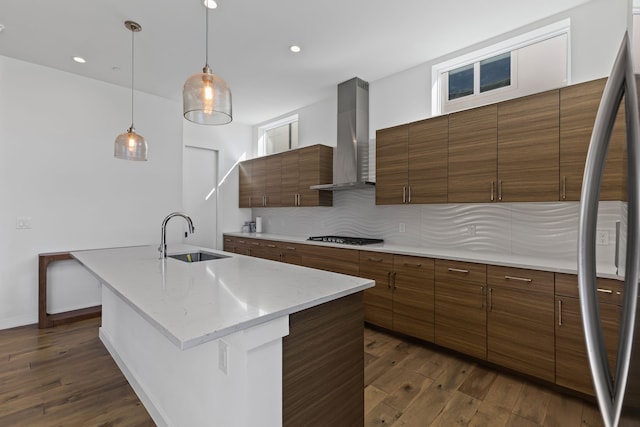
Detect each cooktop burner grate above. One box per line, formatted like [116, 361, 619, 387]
[307, 236, 384, 245]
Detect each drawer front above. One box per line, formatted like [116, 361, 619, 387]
[556, 273, 622, 304]
[435, 259, 486, 284]
[488, 265, 554, 294]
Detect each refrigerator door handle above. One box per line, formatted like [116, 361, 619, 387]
[578, 33, 640, 427]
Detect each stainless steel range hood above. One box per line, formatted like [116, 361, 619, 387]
[310, 77, 374, 191]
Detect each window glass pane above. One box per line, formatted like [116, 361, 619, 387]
[448, 64, 474, 100]
[480, 52, 511, 93]
[265, 121, 298, 155]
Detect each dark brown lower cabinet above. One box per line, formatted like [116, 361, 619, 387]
[555, 274, 622, 395]
[283, 292, 364, 427]
[434, 260, 487, 360]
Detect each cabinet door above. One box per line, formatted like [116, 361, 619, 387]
[265, 155, 282, 207]
[392, 255, 435, 342]
[376, 125, 409, 205]
[560, 78, 627, 201]
[299, 245, 359, 276]
[487, 286, 555, 382]
[359, 251, 393, 330]
[281, 151, 299, 207]
[497, 90, 559, 202]
[298, 145, 333, 207]
[555, 296, 620, 395]
[280, 243, 302, 265]
[407, 116, 448, 204]
[435, 279, 486, 359]
[233, 237, 251, 255]
[448, 105, 498, 203]
[239, 161, 252, 208]
[251, 157, 266, 207]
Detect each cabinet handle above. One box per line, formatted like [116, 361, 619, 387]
[408, 186, 412, 203]
[447, 267, 469, 274]
[597, 288, 614, 294]
[558, 300, 563, 326]
[285, 246, 296, 251]
[387, 271, 392, 289]
[392, 271, 397, 290]
[238, 240, 245, 244]
[298, 194, 301, 206]
[488, 288, 492, 311]
[402, 186, 407, 204]
[480, 286, 484, 309]
[490, 181, 495, 202]
[562, 176, 567, 200]
[498, 180, 503, 201]
[267, 244, 277, 248]
[251, 242, 260, 246]
[504, 275, 533, 283]
[368, 257, 383, 262]
[403, 262, 422, 268]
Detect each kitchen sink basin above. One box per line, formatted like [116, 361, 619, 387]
[168, 251, 230, 263]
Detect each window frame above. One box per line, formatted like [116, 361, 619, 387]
[431, 18, 571, 115]
[258, 114, 299, 156]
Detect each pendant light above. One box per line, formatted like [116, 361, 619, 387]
[114, 20, 148, 161]
[183, 1, 232, 125]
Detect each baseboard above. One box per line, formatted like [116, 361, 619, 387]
[0, 314, 37, 331]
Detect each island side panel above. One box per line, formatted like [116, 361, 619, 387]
[283, 291, 364, 427]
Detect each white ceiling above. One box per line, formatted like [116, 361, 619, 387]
[0, 0, 592, 125]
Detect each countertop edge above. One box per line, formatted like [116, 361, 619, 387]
[224, 232, 622, 281]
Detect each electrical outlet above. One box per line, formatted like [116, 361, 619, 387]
[597, 230, 610, 246]
[218, 340, 228, 375]
[399, 223, 406, 233]
[16, 217, 32, 229]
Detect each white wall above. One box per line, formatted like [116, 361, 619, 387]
[182, 120, 253, 248]
[0, 55, 183, 329]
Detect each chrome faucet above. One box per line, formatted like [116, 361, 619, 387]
[159, 212, 195, 259]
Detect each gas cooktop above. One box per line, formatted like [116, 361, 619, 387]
[308, 236, 384, 246]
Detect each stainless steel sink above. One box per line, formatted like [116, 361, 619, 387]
[168, 251, 230, 263]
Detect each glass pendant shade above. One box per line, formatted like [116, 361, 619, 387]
[183, 65, 232, 125]
[114, 126, 148, 161]
[115, 20, 148, 161]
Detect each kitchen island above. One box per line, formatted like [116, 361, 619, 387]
[71, 244, 373, 427]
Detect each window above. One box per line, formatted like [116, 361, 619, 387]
[433, 19, 570, 115]
[447, 52, 512, 101]
[258, 115, 299, 155]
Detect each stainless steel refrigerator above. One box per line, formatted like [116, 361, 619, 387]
[578, 33, 640, 427]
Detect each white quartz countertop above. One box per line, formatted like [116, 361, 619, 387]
[225, 232, 623, 281]
[71, 244, 373, 350]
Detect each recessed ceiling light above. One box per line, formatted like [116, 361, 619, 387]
[290, 45, 301, 53]
[203, 0, 217, 9]
[73, 56, 86, 64]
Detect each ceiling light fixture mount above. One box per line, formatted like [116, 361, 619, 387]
[183, 2, 232, 125]
[72, 56, 86, 63]
[114, 20, 148, 161]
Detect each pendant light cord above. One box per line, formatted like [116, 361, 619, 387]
[205, 6, 209, 67]
[130, 26, 135, 128]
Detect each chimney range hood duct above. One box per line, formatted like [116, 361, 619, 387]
[310, 77, 374, 191]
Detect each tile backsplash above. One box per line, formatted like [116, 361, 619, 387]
[252, 189, 625, 270]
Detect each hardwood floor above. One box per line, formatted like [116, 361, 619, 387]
[364, 327, 604, 427]
[0, 317, 604, 426]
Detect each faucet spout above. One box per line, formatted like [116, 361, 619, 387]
[159, 212, 195, 259]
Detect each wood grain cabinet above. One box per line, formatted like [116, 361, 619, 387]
[298, 245, 360, 276]
[487, 266, 555, 382]
[360, 252, 435, 342]
[434, 259, 487, 360]
[448, 105, 498, 203]
[559, 78, 627, 201]
[555, 273, 622, 395]
[497, 90, 560, 202]
[222, 235, 250, 255]
[239, 144, 332, 208]
[375, 116, 448, 205]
